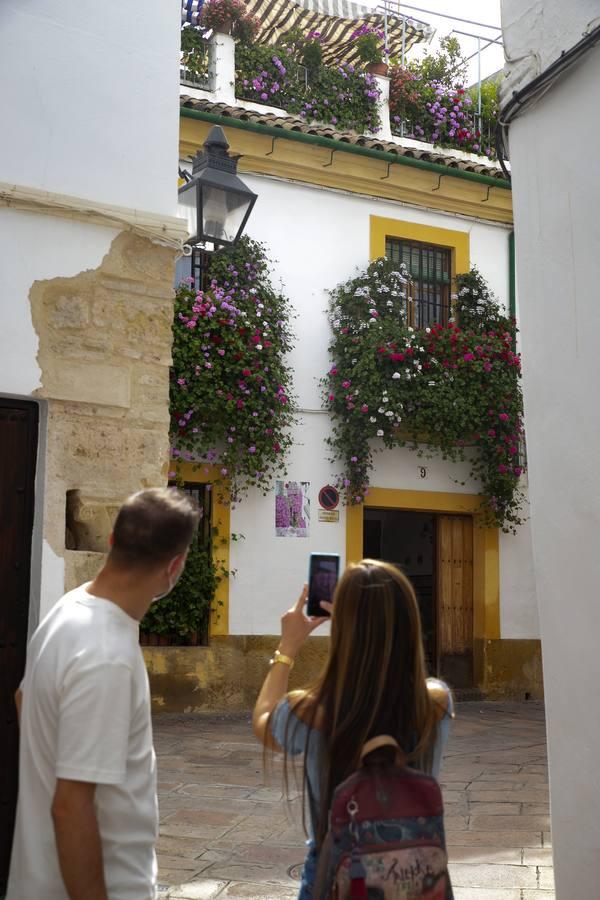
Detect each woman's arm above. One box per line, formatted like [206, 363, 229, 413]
[252, 585, 329, 746]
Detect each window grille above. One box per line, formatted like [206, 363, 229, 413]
[386, 237, 452, 327]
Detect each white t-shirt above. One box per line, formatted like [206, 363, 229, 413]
[7, 584, 158, 900]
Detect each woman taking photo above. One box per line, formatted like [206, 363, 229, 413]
[253, 559, 454, 899]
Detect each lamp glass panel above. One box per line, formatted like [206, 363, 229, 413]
[201, 185, 253, 244]
[177, 183, 199, 243]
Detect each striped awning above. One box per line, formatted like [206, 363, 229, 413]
[182, 0, 433, 65]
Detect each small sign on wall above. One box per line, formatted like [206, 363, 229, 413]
[318, 509, 340, 523]
[318, 485, 340, 510]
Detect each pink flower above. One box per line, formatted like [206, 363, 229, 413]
[463, 353, 475, 362]
[236, 399, 244, 409]
[488, 429, 496, 438]
[248, 446, 256, 454]
[514, 466, 523, 476]
[498, 463, 508, 474]
[330, 366, 338, 375]
[351, 456, 358, 463]
[342, 380, 351, 389]
[328, 393, 335, 402]
[361, 404, 369, 413]
[499, 413, 510, 421]
[177, 378, 187, 386]
[221, 467, 228, 476]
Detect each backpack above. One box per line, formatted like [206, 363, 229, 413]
[313, 735, 453, 900]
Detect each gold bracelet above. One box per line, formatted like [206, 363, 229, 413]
[270, 649, 295, 670]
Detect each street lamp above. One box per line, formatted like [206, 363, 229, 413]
[178, 125, 257, 248]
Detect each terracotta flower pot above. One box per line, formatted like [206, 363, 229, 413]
[214, 18, 233, 35]
[366, 61, 389, 77]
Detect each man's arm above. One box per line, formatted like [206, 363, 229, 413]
[51, 779, 108, 900]
[14, 688, 22, 723]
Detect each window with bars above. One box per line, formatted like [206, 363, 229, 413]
[386, 237, 452, 328]
[174, 247, 213, 293]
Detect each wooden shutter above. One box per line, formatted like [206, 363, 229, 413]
[437, 515, 473, 655]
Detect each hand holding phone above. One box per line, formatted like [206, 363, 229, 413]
[307, 553, 340, 617]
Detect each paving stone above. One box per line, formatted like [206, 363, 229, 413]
[217, 882, 299, 898]
[469, 815, 551, 831]
[168, 880, 228, 899]
[448, 862, 538, 889]
[154, 702, 553, 895]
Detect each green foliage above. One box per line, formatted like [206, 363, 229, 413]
[235, 42, 381, 134]
[140, 540, 222, 638]
[355, 32, 384, 66]
[323, 260, 525, 531]
[389, 34, 500, 158]
[181, 25, 210, 82]
[170, 238, 296, 503]
[410, 35, 466, 84]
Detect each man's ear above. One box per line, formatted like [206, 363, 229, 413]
[169, 549, 189, 576]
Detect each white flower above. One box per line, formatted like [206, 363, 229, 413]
[392, 372, 401, 380]
[408, 326, 414, 333]
[370, 416, 377, 423]
[428, 380, 436, 387]
[378, 407, 385, 414]
[351, 358, 357, 364]
[383, 397, 389, 403]
[385, 410, 394, 417]
[377, 429, 384, 436]
[426, 327, 431, 333]
[369, 318, 377, 325]
[369, 308, 377, 316]
[386, 300, 394, 307]
[256, 344, 263, 350]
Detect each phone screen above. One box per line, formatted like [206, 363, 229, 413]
[307, 553, 340, 617]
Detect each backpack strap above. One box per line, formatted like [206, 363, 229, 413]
[360, 734, 405, 765]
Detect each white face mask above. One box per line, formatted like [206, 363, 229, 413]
[152, 559, 183, 604]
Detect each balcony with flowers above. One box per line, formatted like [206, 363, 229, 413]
[180, 0, 503, 166]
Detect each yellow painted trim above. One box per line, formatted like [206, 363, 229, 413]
[172, 462, 230, 637]
[346, 487, 499, 640]
[179, 119, 514, 225]
[370, 215, 470, 289]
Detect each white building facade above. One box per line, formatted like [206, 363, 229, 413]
[501, 2, 600, 896]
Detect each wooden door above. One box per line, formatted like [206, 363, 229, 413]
[0, 400, 39, 893]
[436, 515, 474, 685]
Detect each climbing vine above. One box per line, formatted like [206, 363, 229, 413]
[170, 238, 296, 503]
[323, 260, 525, 531]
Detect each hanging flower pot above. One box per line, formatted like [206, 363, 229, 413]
[366, 61, 389, 77]
[214, 17, 233, 35]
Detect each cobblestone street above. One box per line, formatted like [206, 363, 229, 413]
[154, 701, 554, 899]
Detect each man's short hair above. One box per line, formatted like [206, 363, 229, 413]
[110, 487, 200, 568]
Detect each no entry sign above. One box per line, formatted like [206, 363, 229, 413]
[318, 485, 339, 511]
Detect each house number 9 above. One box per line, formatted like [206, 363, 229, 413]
[419, 466, 428, 479]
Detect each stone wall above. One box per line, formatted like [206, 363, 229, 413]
[30, 231, 177, 586]
[144, 636, 544, 714]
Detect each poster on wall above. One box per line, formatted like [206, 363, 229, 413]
[275, 481, 310, 538]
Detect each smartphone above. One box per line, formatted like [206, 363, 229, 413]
[307, 553, 340, 617]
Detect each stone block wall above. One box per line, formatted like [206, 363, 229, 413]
[30, 231, 177, 585]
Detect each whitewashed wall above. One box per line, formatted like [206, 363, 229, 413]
[0, 1, 182, 622]
[226, 174, 537, 636]
[0, 0, 180, 216]
[502, 0, 600, 890]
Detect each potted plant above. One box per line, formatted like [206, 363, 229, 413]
[201, 0, 251, 36]
[352, 24, 388, 76]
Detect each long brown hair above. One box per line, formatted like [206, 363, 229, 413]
[281, 559, 439, 845]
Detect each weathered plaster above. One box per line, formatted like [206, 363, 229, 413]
[29, 231, 177, 605]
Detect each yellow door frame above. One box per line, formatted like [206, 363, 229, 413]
[346, 487, 500, 643]
[171, 461, 230, 637]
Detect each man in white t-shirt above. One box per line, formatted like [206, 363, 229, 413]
[7, 487, 200, 900]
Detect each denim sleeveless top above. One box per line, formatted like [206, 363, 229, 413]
[270, 678, 454, 899]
